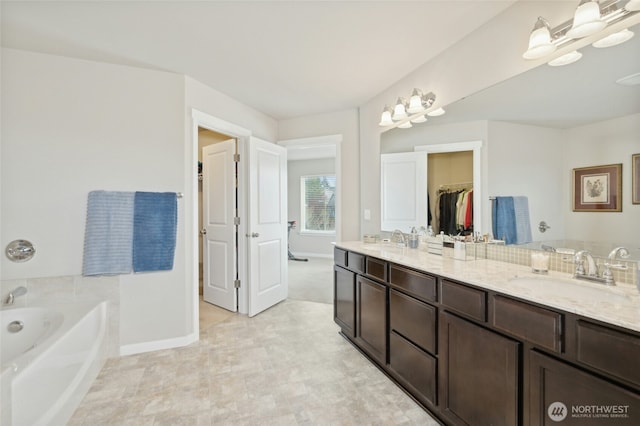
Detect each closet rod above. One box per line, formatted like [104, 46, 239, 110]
[438, 181, 472, 190]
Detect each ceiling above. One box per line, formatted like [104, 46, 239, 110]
[0, 0, 516, 120]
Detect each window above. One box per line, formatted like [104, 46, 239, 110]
[300, 175, 336, 234]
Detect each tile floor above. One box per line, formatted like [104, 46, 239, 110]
[69, 265, 441, 425]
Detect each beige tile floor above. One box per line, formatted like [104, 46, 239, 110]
[69, 279, 441, 425]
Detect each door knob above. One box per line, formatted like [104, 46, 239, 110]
[200, 228, 207, 235]
[246, 232, 259, 238]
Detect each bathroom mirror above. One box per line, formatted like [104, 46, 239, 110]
[381, 22, 640, 259]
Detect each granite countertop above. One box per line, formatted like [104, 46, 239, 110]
[336, 241, 640, 334]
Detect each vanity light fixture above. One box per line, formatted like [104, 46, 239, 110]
[379, 89, 442, 128]
[522, 0, 638, 66]
[410, 115, 427, 124]
[523, 17, 557, 59]
[427, 107, 446, 117]
[392, 97, 408, 121]
[592, 27, 634, 47]
[379, 106, 394, 126]
[548, 50, 583, 66]
[566, 0, 607, 39]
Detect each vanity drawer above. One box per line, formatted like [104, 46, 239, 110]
[389, 331, 437, 407]
[334, 247, 347, 268]
[492, 295, 563, 353]
[347, 251, 365, 274]
[440, 279, 486, 322]
[576, 320, 640, 387]
[389, 265, 437, 303]
[366, 257, 387, 282]
[390, 289, 437, 354]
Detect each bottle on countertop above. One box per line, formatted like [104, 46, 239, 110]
[427, 225, 434, 237]
[408, 227, 420, 249]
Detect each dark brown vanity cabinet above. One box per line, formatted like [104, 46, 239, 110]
[528, 350, 640, 425]
[388, 288, 438, 408]
[439, 312, 520, 426]
[334, 265, 355, 338]
[333, 247, 640, 426]
[355, 275, 387, 365]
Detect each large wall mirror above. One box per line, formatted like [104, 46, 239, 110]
[381, 22, 640, 259]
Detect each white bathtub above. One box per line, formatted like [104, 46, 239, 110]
[0, 300, 108, 426]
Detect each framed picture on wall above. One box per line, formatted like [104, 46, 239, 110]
[633, 154, 640, 205]
[572, 163, 622, 212]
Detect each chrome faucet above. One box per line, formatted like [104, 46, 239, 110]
[390, 229, 406, 247]
[608, 246, 630, 261]
[573, 249, 628, 286]
[602, 247, 630, 285]
[3, 286, 27, 305]
[574, 250, 598, 277]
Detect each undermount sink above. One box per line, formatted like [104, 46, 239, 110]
[508, 275, 634, 304]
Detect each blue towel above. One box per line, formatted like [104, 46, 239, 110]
[492, 196, 532, 245]
[513, 196, 533, 245]
[133, 192, 177, 272]
[82, 191, 134, 276]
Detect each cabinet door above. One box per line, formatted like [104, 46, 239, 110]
[356, 275, 387, 365]
[528, 350, 640, 425]
[439, 312, 520, 426]
[334, 266, 355, 338]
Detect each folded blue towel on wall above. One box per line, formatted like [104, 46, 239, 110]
[82, 191, 135, 276]
[492, 196, 532, 245]
[133, 192, 177, 273]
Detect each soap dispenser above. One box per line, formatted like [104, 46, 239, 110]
[408, 227, 419, 249]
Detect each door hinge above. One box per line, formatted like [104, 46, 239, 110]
[233, 153, 240, 162]
[234, 217, 240, 226]
[234, 279, 241, 289]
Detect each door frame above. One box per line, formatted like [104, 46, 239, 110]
[277, 134, 343, 246]
[190, 110, 251, 337]
[414, 140, 484, 235]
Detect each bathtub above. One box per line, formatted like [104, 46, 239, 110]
[1, 300, 108, 426]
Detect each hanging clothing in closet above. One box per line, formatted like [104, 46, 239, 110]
[436, 188, 473, 236]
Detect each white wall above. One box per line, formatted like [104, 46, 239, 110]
[278, 108, 360, 242]
[1, 48, 281, 353]
[487, 121, 566, 242]
[564, 113, 640, 245]
[1, 48, 189, 348]
[185, 77, 278, 143]
[287, 158, 336, 257]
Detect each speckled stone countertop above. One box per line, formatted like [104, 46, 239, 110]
[336, 241, 640, 334]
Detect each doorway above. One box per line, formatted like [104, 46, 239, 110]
[279, 135, 342, 305]
[197, 127, 238, 329]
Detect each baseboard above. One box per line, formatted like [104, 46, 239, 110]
[290, 252, 333, 259]
[119, 331, 198, 356]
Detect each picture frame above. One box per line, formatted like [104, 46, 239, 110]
[572, 163, 622, 212]
[633, 154, 640, 205]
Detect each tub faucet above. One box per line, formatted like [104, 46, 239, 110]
[3, 286, 27, 305]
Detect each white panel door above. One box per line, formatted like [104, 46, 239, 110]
[202, 140, 237, 312]
[380, 151, 428, 232]
[248, 137, 287, 317]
